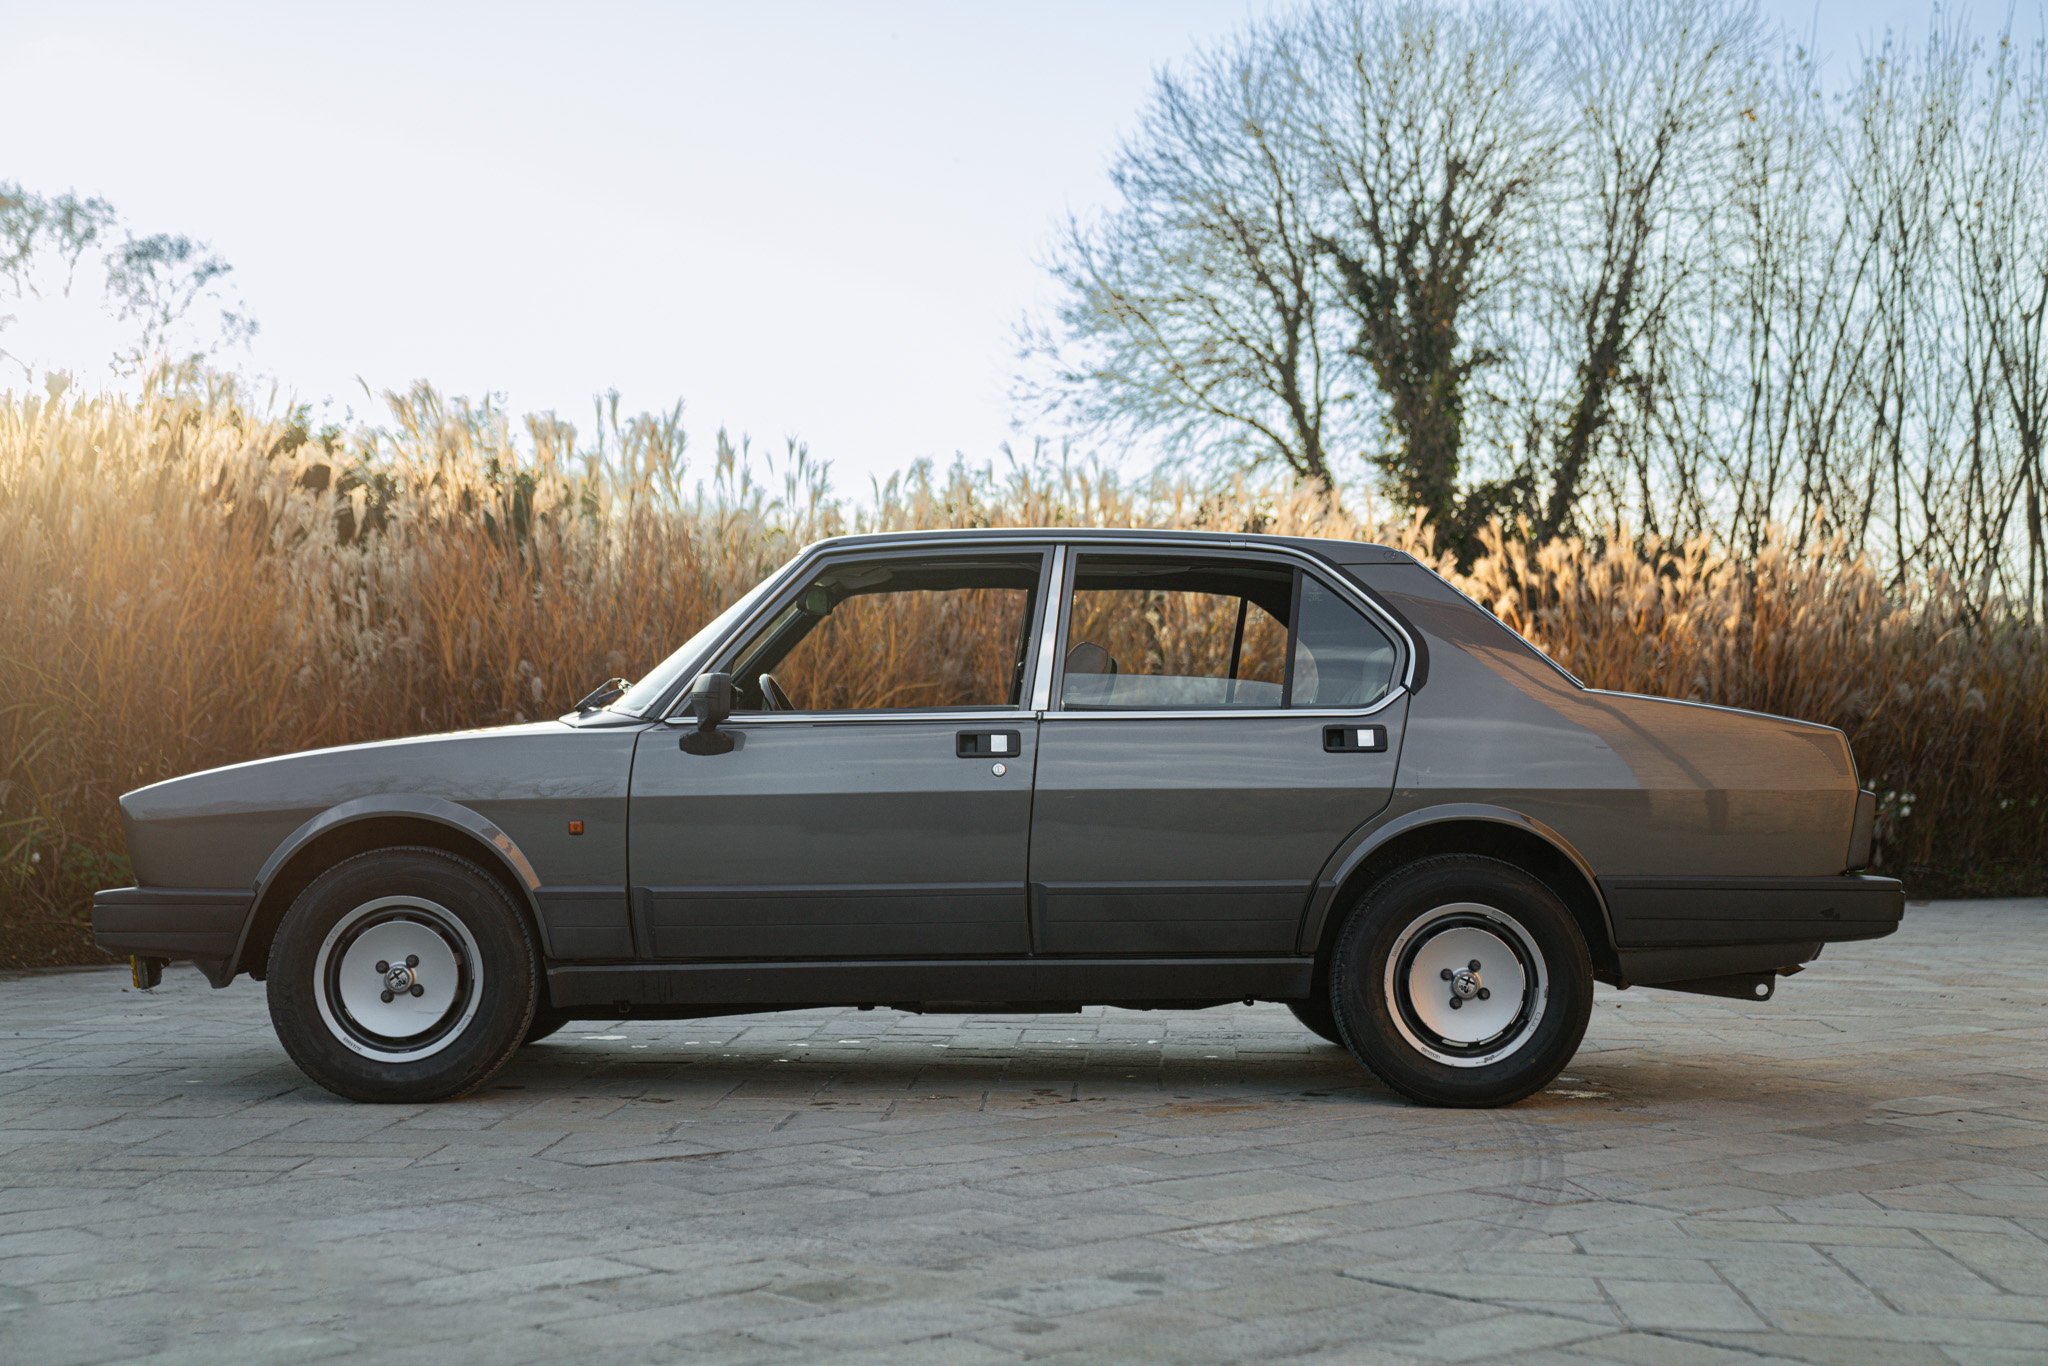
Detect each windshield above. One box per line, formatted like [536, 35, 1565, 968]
[608, 560, 794, 717]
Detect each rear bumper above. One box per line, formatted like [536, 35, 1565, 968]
[1602, 873, 1905, 987]
[92, 886, 252, 987]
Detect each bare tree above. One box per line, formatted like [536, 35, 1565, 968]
[0, 181, 255, 381]
[1952, 30, 2048, 615]
[1028, 1, 2048, 613]
[0, 183, 115, 378]
[1306, 0, 1559, 556]
[1535, 0, 1760, 540]
[1022, 21, 1347, 483]
[104, 233, 256, 373]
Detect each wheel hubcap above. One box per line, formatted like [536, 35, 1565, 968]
[313, 897, 483, 1062]
[1385, 903, 1546, 1068]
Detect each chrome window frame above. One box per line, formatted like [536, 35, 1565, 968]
[663, 541, 1054, 725]
[658, 532, 1417, 726]
[1043, 542, 1413, 722]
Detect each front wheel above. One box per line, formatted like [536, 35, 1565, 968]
[1330, 854, 1592, 1107]
[267, 847, 539, 1103]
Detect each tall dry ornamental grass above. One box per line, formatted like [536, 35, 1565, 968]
[2, 378, 2043, 966]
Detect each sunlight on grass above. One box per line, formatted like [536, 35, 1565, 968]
[2, 371, 2042, 963]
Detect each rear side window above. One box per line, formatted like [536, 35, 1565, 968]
[1058, 554, 1399, 711]
[1293, 574, 1400, 707]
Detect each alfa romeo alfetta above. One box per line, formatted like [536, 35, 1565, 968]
[94, 529, 1904, 1106]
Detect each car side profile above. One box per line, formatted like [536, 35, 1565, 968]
[93, 528, 1905, 1107]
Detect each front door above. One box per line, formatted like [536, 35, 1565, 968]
[627, 547, 1049, 960]
[1029, 549, 1411, 956]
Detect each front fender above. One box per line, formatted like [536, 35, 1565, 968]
[230, 795, 545, 976]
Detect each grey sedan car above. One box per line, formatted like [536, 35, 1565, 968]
[94, 528, 1904, 1106]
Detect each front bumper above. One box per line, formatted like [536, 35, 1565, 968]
[1601, 873, 1905, 988]
[92, 886, 253, 987]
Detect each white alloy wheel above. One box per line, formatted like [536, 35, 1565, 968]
[312, 896, 485, 1062]
[1382, 902, 1547, 1068]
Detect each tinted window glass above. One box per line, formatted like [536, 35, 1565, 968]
[1061, 556, 1291, 709]
[1292, 575, 1398, 707]
[1058, 553, 1399, 711]
[730, 555, 1041, 712]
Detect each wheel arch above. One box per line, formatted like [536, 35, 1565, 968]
[231, 796, 547, 981]
[1301, 806, 1619, 987]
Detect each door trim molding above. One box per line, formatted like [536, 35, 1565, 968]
[670, 710, 1032, 728]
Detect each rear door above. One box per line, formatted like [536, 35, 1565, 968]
[1028, 546, 1411, 956]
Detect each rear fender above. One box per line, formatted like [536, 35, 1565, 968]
[1300, 802, 1617, 961]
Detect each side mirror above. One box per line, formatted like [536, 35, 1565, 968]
[690, 671, 733, 731]
[681, 672, 736, 755]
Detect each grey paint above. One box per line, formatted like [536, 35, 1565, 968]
[1288, 562, 1862, 961]
[1302, 800, 1614, 955]
[1360, 563, 1856, 878]
[627, 715, 1036, 959]
[252, 793, 547, 897]
[100, 527, 1897, 1009]
[1030, 705, 1406, 954]
[120, 719, 639, 910]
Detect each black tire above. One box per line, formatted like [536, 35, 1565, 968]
[266, 847, 539, 1103]
[1287, 996, 1345, 1046]
[521, 1006, 573, 1046]
[1329, 854, 1592, 1108]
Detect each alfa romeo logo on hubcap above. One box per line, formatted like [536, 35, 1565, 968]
[384, 965, 415, 993]
[1450, 968, 1481, 999]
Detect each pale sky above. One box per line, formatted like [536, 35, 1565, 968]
[2, 0, 2039, 491]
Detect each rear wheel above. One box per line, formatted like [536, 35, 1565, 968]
[1330, 854, 1592, 1107]
[266, 847, 538, 1103]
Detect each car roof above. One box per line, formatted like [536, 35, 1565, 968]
[800, 526, 1420, 566]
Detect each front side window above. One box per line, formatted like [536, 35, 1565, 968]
[1058, 553, 1399, 711]
[725, 553, 1043, 713]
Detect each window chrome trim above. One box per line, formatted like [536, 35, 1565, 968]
[631, 552, 811, 718]
[1225, 540, 1419, 693]
[1045, 540, 1416, 719]
[665, 540, 1053, 722]
[1039, 687, 1407, 723]
[658, 531, 1421, 721]
[666, 709, 1031, 727]
[1027, 544, 1069, 713]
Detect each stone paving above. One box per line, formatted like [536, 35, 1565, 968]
[2, 899, 2047, 1364]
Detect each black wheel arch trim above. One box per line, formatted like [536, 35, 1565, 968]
[1301, 804, 1619, 964]
[232, 796, 549, 980]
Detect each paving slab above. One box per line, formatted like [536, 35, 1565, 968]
[2, 898, 2046, 1362]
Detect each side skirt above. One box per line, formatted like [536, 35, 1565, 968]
[546, 956, 1315, 1011]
